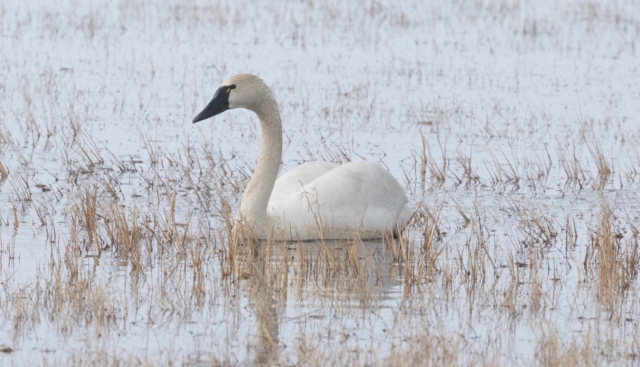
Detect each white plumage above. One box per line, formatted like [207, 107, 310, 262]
[193, 74, 411, 241]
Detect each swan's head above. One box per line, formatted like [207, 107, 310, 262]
[192, 74, 272, 123]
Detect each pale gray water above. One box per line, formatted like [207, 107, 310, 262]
[1, 0, 640, 365]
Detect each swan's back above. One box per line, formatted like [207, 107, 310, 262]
[268, 160, 411, 240]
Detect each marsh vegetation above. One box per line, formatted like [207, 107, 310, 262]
[1, 0, 639, 365]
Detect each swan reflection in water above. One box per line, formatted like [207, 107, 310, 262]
[240, 238, 402, 365]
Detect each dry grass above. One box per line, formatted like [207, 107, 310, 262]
[1, 128, 634, 366]
[1, 0, 640, 365]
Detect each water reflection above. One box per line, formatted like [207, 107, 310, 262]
[243, 239, 402, 365]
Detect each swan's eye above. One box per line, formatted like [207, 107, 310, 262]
[226, 84, 236, 94]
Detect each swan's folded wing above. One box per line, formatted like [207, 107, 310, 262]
[268, 161, 338, 214]
[269, 161, 409, 239]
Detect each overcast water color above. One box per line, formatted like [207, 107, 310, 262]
[1, 0, 640, 365]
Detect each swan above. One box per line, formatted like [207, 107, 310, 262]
[193, 74, 411, 241]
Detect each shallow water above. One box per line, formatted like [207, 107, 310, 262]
[1, 0, 640, 365]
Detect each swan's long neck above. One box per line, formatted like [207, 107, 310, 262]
[237, 95, 282, 238]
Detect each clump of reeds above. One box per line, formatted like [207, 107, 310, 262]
[511, 199, 558, 246]
[587, 139, 612, 189]
[418, 128, 447, 186]
[558, 145, 589, 188]
[0, 161, 8, 183]
[455, 151, 480, 187]
[586, 202, 638, 306]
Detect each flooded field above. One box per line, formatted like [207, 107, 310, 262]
[1, 0, 640, 365]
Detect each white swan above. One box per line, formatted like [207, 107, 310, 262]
[193, 74, 411, 240]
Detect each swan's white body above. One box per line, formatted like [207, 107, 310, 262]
[268, 160, 412, 240]
[193, 74, 411, 241]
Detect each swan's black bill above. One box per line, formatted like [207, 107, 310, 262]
[192, 84, 236, 123]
